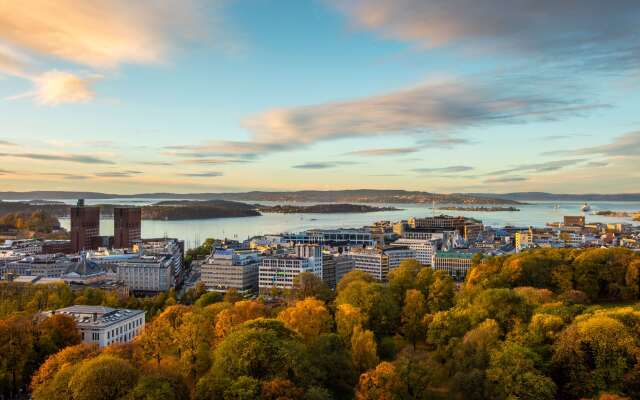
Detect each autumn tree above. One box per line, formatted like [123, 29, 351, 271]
[214, 300, 266, 338]
[68, 355, 139, 400]
[291, 272, 332, 302]
[336, 303, 367, 343]
[277, 298, 332, 342]
[351, 326, 379, 373]
[356, 361, 407, 400]
[401, 289, 427, 348]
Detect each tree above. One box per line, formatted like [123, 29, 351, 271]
[337, 270, 373, 292]
[277, 298, 332, 342]
[351, 326, 378, 373]
[137, 317, 174, 366]
[224, 376, 262, 400]
[36, 314, 81, 356]
[427, 270, 455, 313]
[306, 334, 358, 399]
[194, 291, 223, 307]
[388, 259, 422, 305]
[215, 300, 266, 338]
[68, 355, 139, 400]
[261, 378, 305, 400]
[129, 367, 190, 400]
[212, 319, 299, 381]
[486, 342, 556, 400]
[356, 361, 407, 400]
[401, 289, 427, 348]
[175, 310, 214, 384]
[0, 316, 34, 398]
[291, 272, 332, 302]
[336, 303, 367, 343]
[552, 315, 638, 399]
[224, 288, 244, 303]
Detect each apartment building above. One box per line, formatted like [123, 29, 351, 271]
[201, 249, 260, 294]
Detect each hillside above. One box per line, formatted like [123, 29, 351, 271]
[0, 190, 520, 205]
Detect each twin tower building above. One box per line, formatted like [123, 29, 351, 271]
[70, 199, 142, 253]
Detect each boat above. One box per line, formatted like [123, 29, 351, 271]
[581, 202, 591, 212]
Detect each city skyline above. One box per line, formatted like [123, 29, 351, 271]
[1, 0, 639, 194]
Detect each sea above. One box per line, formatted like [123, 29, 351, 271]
[49, 198, 640, 249]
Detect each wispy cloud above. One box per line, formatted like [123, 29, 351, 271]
[584, 161, 609, 168]
[489, 159, 586, 175]
[346, 147, 418, 157]
[94, 170, 143, 178]
[331, 1, 640, 74]
[180, 171, 224, 177]
[485, 176, 528, 184]
[572, 131, 640, 158]
[412, 165, 474, 174]
[0, 152, 115, 164]
[0, 140, 16, 146]
[292, 161, 360, 170]
[243, 76, 602, 152]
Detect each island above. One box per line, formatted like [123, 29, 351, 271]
[255, 203, 402, 214]
[437, 206, 520, 212]
[595, 210, 640, 220]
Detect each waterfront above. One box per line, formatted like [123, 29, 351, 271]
[55, 199, 640, 248]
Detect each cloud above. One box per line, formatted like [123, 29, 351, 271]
[489, 159, 586, 175]
[0, 1, 206, 104]
[572, 131, 640, 158]
[30, 70, 98, 105]
[416, 136, 474, 148]
[0, 1, 201, 69]
[94, 170, 143, 178]
[484, 176, 529, 184]
[0, 140, 16, 146]
[292, 161, 359, 170]
[584, 161, 609, 168]
[412, 165, 474, 174]
[244, 76, 602, 151]
[164, 141, 287, 160]
[0, 152, 115, 164]
[180, 171, 224, 177]
[331, 1, 640, 72]
[0, 169, 13, 174]
[180, 158, 251, 165]
[346, 147, 418, 157]
[139, 161, 175, 166]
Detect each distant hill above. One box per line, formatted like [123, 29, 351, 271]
[0, 190, 519, 205]
[465, 192, 640, 202]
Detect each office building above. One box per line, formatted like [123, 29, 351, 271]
[432, 250, 479, 281]
[116, 255, 174, 292]
[281, 229, 375, 246]
[334, 253, 355, 285]
[201, 249, 260, 294]
[5, 254, 76, 278]
[0, 239, 42, 255]
[114, 207, 142, 249]
[347, 246, 415, 281]
[564, 216, 586, 227]
[48, 305, 145, 347]
[71, 199, 100, 253]
[391, 238, 441, 265]
[259, 245, 322, 292]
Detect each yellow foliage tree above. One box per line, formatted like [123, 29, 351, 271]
[277, 298, 332, 342]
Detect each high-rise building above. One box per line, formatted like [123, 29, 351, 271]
[114, 207, 142, 249]
[70, 199, 100, 253]
[432, 250, 479, 281]
[391, 238, 441, 265]
[201, 249, 260, 294]
[347, 246, 416, 281]
[259, 245, 322, 293]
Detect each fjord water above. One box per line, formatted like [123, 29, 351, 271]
[55, 199, 640, 249]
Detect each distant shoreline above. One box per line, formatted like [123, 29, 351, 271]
[438, 206, 520, 212]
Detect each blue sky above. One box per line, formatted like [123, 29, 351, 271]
[1, 0, 639, 194]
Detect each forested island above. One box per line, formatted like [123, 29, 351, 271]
[438, 206, 520, 212]
[256, 203, 401, 214]
[595, 210, 640, 220]
[2, 247, 640, 399]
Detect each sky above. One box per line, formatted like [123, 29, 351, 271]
[1, 0, 639, 194]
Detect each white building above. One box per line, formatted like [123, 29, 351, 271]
[347, 246, 416, 281]
[116, 255, 173, 292]
[201, 249, 260, 294]
[48, 305, 145, 347]
[282, 229, 375, 246]
[0, 239, 42, 255]
[5, 254, 76, 278]
[391, 238, 441, 266]
[259, 245, 322, 292]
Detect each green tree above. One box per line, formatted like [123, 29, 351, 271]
[427, 270, 455, 313]
[401, 289, 426, 348]
[68, 355, 139, 400]
[351, 326, 378, 373]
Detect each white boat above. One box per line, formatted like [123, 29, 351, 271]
[581, 202, 591, 212]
